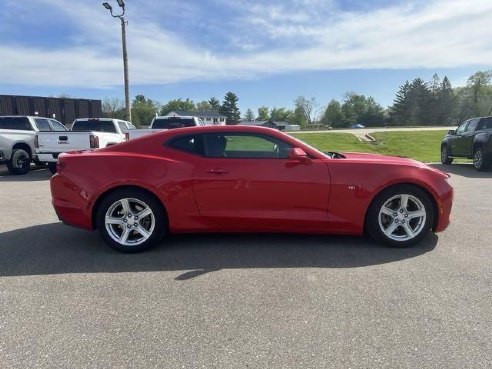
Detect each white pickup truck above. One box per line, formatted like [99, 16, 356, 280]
[36, 118, 136, 173]
[0, 115, 67, 175]
[127, 116, 204, 140]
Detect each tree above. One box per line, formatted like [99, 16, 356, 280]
[131, 94, 159, 127]
[160, 98, 195, 115]
[467, 70, 492, 104]
[341, 93, 384, 127]
[257, 106, 270, 121]
[243, 108, 255, 121]
[321, 99, 344, 128]
[270, 107, 292, 122]
[293, 96, 321, 125]
[390, 78, 434, 125]
[289, 106, 307, 127]
[208, 97, 221, 112]
[196, 100, 212, 111]
[435, 77, 456, 125]
[220, 92, 241, 124]
[465, 70, 492, 116]
[102, 97, 126, 120]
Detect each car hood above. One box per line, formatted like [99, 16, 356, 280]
[340, 152, 426, 167]
[338, 152, 450, 178]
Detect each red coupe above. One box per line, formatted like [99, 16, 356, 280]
[50, 126, 453, 253]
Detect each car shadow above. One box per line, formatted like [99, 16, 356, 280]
[0, 223, 438, 279]
[430, 163, 492, 178]
[0, 165, 52, 182]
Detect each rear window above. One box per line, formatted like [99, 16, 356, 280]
[71, 119, 117, 133]
[34, 118, 52, 131]
[0, 117, 32, 130]
[152, 117, 196, 129]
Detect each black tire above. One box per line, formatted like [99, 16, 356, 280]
[96, 189, 166, 253]
[440, 145, 453, 165]
[6, 148, 31, 175]
[473, 146, 491, 171]
[366, 184, 435, 248]
[47, 162, 57, 174]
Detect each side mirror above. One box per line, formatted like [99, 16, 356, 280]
[448, 129, 455, 135]
[288, 148, 312, 164]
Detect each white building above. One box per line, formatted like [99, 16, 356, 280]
[166, 111, 227, 126]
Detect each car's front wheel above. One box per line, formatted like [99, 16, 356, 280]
[366, 185, 434, 248]
[441, 145, 453, 164]
[96, 189, 166, 253]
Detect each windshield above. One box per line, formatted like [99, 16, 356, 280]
[288, 134, 332, 158]
[152, 117, 196, 129]
[72, 119, 116, 133]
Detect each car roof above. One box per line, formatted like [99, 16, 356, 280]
[153, 116, 197, 119]
[163, 125, 281, 136]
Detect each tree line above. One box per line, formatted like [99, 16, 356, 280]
[102, 70, 492, 127]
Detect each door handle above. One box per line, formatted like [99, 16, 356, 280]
[207, 168, 229, 174]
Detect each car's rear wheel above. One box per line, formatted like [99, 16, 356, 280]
[366, 185, 434, 248]
[473, 146, 490, 171]
[96, 189, 166, 253]
[6, 148, 31, 175]
[440, 145, 453, 164]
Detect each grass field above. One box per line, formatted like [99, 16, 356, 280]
[291, 130, 467, 163]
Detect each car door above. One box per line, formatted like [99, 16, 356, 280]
[449, 120, 469, 156]
[192, 132, 331, 232]
[454, 118, 479, 157]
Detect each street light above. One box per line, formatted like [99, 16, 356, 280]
[102, 0, 131, 122]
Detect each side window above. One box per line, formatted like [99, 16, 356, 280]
[204, 133, 292, 159]
[455, 120, 469, 135]
[0, 117, 32, 130]
[167, 135, 204, 156]
[49, 119, 67, 131]
[117, 121, 128, 133]
[466, 119, 479, 132]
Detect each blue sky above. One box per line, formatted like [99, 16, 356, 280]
[1, 0, 491, 116]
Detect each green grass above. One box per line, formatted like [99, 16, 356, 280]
[291, 130, 467, 163]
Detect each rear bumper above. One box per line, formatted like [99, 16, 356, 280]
[50, 174, 94, 230]
[37, 153, 58, 163]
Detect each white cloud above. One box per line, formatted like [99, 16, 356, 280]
[1, 0, 492, 88]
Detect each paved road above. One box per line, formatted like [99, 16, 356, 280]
[0, 164, 490, 368]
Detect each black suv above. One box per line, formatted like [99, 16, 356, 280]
[441, 116, 492, 171]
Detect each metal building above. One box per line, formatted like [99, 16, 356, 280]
[0, 95, 102, 126]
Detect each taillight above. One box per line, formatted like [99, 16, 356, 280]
[125, 132, 129, 140]
[34, 135, 39, 148]
[89, 134, 99, 148]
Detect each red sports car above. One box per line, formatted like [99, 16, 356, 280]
[50, 126, 453, 253]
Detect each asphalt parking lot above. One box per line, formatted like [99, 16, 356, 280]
[0, 164, 490, 368]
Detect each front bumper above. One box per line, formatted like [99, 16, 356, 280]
[435, 185, 453, 232]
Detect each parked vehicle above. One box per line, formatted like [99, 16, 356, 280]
[51, 125, 453, 253]
[127, 115, 204, 140]
[441, 116, 492, 171]
[36, 118, 136, 173]
[0, 115, 67, 175]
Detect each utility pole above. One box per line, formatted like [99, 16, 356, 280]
[103, 0, 131, 122]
